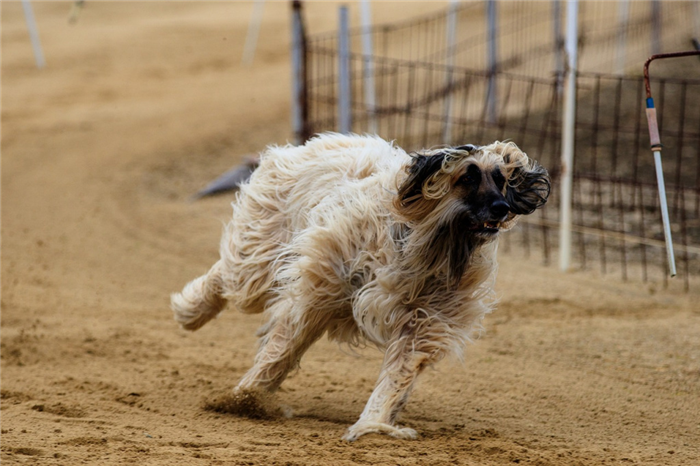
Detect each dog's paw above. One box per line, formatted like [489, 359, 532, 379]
[389, 426, 418, 440]
[342, 421, 418, 441]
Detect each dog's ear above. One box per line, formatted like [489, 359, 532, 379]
[505, 161, 551, 215]
[395, 152, 446, 219]
[453, 144, 478, 153]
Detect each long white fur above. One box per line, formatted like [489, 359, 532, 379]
[172, 133, 543, 441]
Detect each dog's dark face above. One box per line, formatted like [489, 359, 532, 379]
[453, 162, 511, 239]
[396, 141, 550, 230]
[394, 141, 550, 286]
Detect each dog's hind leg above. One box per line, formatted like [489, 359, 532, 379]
[235, 301, 331, 394]
[171, 260, 228, 331]
[343, 325, 445, 441]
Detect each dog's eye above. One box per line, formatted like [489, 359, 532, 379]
[492, 169, 506, 190]
[458, 165, 481, 187]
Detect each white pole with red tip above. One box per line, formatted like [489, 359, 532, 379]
[645, 96, 676, 277]
[641, 51, 700, 277]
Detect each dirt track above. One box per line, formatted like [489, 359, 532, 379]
[2, 2, 699, 465]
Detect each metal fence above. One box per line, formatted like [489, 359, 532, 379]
[295, 1, 700, 290]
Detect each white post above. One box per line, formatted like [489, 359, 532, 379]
[653, 150, 677, 276]
[442, 0, 458, 144]
[559, 0, 578, 272]
[21, 0, 45, 69]
[614, 0, 630, 75]
[486, 0, 498, 124]
[338, 5, 352, 134]
[241, 0, 266, 65]
[360, 0, 377, 134]
[645, 92, 677, 276]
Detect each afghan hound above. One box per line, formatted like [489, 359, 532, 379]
[172, 132, 550, 440]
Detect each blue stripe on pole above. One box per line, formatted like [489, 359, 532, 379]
[646, 97, 655, 108]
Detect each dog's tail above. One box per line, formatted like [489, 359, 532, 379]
[171, 260, 228, 331]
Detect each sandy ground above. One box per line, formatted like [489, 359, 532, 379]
[2, 2, 699, 465]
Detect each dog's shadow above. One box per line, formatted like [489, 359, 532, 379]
[202, 389, 493, 443]
[292, 410, 355, 426]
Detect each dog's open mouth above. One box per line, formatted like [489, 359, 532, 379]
[480, 221, 501, 234]
[469, 221, 501, 234]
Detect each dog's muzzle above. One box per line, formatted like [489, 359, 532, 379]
[470, 200, 510, 236]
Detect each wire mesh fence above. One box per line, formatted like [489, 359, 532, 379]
[300, 1, 700, 290]
[308, 1, 695, 78]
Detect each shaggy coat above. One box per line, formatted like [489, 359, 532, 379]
[172, 133, 550, 440]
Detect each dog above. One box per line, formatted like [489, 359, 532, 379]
[172, 133, 550, 441]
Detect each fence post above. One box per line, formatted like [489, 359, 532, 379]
[486, 0, 498, 124]
[360, 0, 377, 134]
[241, 0, 266, 65]
[694, 1, 700, 46]
[614, 0, 629, 75]
[21, 0, 45, 69]
[651, 0, 661, 55]
[553, 0, 564, 93]
[291, 0, 309, 145]
[559, 0, 578, 272]
[338, 5, 352, 134]
[442, 0, 458, 144]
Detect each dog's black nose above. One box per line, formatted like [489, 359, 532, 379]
[490, 199, 510, 219]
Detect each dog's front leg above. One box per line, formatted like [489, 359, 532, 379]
[343, 333, 439, 441]
[236, 301, 330, 394]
